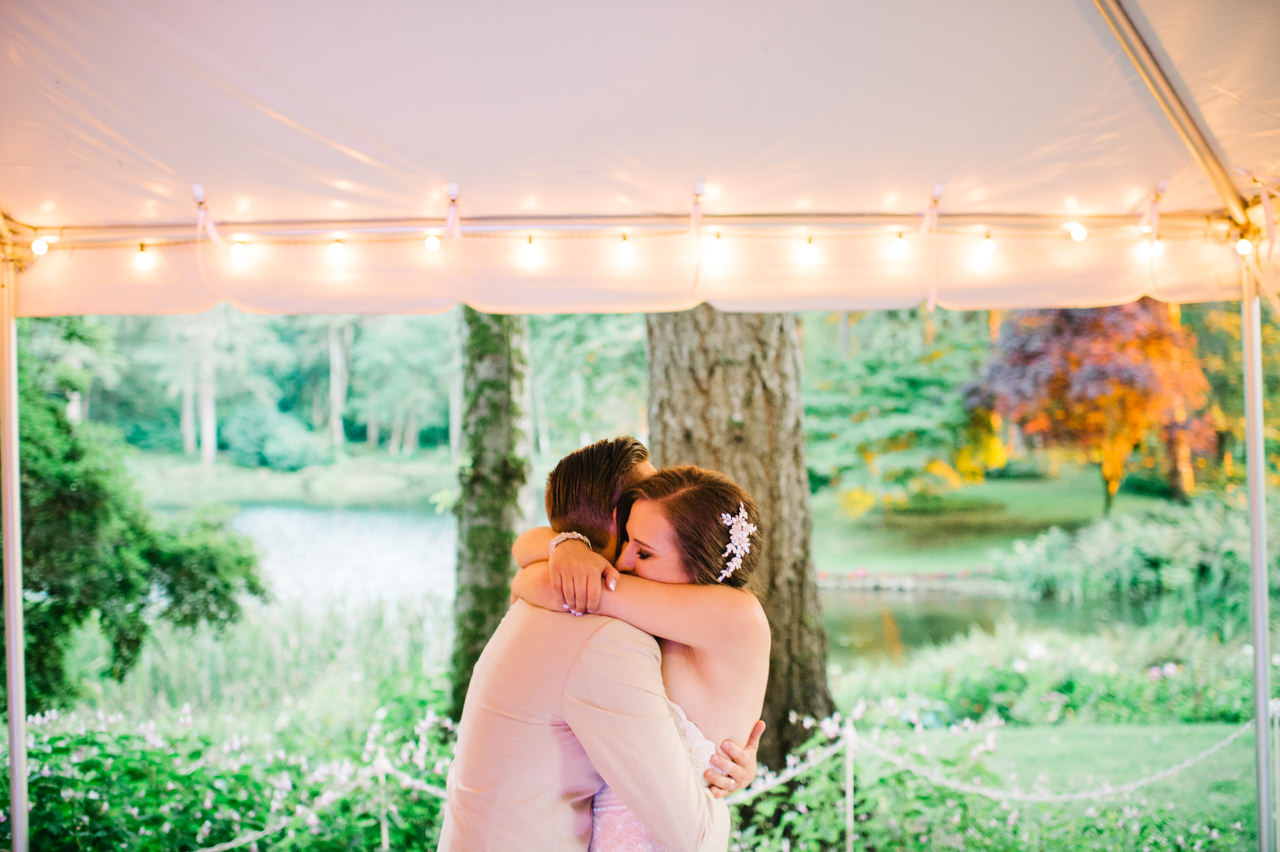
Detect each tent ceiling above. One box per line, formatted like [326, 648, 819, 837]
[1, 0, 1277, 315]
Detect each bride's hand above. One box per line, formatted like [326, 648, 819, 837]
[549, 539, 619, 615]
[705, 719, 765, 798]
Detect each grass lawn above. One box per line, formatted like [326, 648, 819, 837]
[126, 445, 459, 509]
[865, 722, 1258, 845]
[989, 724, 1256, 842]
[811, 465, 1172, 577]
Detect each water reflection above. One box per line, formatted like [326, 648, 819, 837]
[230, 505, 1144, 667]
[821, 589, 1149, 669]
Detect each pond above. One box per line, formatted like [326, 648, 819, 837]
[230, 504, 1141, 669]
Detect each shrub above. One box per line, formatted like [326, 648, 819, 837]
[222, 405, 326, 471]
[995, 497, 1280, 637]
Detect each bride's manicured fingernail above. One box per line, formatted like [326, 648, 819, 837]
[608, 579, 617, 591]
[561, 603, 570, 610]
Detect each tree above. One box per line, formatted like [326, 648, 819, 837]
[646, 304, 833, 769]
[450, 308, 529, 719]
[979, 299, 1210, 513]
[527, 313, 647, 459]
[804, 308, 996, 513]
[4, 319, 265, 711]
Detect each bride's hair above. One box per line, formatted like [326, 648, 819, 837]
[545, 436, 650, 551]
[617, 466, 761, 590]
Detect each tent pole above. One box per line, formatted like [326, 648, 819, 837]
[0, 254, 26, 852]
[1243, 264, 1274, 852]
[1091, 0, 1248, 226]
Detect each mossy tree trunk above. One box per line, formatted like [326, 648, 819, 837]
[450, 307, 529, 719]
[646, 304, 834, 770]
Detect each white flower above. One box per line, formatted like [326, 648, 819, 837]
[1011, 658, 1029, 674]
[1162, 662, 1179, 677]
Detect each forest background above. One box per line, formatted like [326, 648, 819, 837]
[9, 300, 1280, 851]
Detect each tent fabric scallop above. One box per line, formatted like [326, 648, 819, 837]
[1, 0, 1277, 316]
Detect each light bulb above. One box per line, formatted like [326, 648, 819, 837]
[520, 235, 543, 269]
[134, 243, 155, 271]
[231, 241, 248, 265]
[424, 234, 441, 252]
[328, 240, 346, 262]
[1150, 238, 1164, 258]
[1066, 222, 1087, 242]
[891, 232, 909, 258]
[31, 238, 48, 256]
[1236, 238, 1254, 256]
[980, 233, 996, 257]
[618, 233, 635, 259]
[799, 235, 819, 266]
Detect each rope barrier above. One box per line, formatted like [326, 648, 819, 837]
[188, 713, 1257, 850]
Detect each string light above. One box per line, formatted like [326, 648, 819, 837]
[617, 233, 634, 259]
[328, 240, 346, 262]
[31, 238, 48, 256]
[1066, 222, 1087, 242]
[424, 234, 441, 252]
[1150, 238, 1164, 258]
[134, 243, 155, 271]
[230, 240, 249, 266]
[980, 233, 996, 257]
[1236, 238, 1254, 256]
[703, 231, 727, 271]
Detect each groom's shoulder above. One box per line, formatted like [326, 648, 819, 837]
[497, 602, 655, 656]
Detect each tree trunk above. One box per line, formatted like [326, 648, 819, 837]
[646, 304, 833, 770]
[450, 307, 529, 719]
[388, 406, 405, 456]
[404, 408, 419, 456]
[181, 371, 197, 455]
[366, 413, 380, 448]
[328, 320, 347, 456]
[199, 345, 217, 467]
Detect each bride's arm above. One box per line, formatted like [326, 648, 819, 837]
[511, 527, 555, 568]
[597, 574, 769, 653]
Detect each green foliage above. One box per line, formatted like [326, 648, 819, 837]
[995, 497, 1280, 636]
[4, 704, 456, 851]
[222, 404, 325, 471]
[527, 313, 647, 457]
[803, 309, 994, 510]
[7, 320, 265, 711]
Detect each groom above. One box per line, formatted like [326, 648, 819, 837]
[440, 436, 750, 850]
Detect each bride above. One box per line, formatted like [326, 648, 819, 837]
[512, 465, 771, 851]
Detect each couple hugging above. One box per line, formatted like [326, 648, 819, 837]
[440, 436, 772, 851]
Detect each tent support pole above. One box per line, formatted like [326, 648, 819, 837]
[0, 255, 26, 852]
[1243, 264, 1274, 852]
[1091, 0, 1248, 226]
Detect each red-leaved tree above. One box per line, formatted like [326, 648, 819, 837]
[978, 299, 1209, 512]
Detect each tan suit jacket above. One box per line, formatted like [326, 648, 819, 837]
[439, 601, 729, 851]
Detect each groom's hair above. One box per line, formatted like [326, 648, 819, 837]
[545, 436, 650, 551]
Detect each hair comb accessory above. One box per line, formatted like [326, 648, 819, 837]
[717, 502, 757, 583]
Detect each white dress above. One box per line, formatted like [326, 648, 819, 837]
[588, 700, 717, 852]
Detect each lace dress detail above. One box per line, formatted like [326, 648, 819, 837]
[589, 701, 717, 852]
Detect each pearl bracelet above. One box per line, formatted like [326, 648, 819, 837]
[549, 531, 593, 558]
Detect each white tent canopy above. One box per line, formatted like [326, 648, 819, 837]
[1, 2, 1279, 851]
[1, 0, 1277, 315]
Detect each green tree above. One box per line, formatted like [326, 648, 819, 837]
[4, 319, 266, 711]
[804, 309, 994, 514]
[527, 313, 647, 458]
